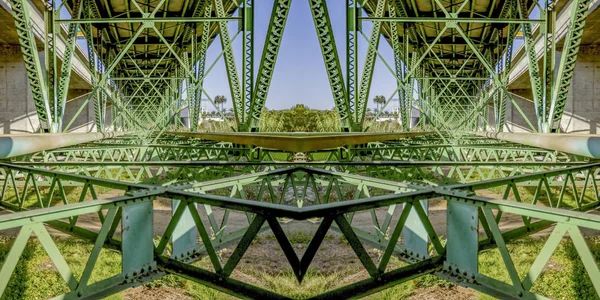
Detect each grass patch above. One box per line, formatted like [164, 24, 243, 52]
[1, 234, 599, 299]
[478, 237, 600, 300]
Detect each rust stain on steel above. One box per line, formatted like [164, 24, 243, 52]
[477, 131, 600, 158]
[170, 132, 431, 152]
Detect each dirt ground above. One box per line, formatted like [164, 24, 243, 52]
[124, 286, 194, 300]
[408, 286, 476, 300]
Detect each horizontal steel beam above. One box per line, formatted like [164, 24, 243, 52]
[359, 17, 545, 23]
[169, 132, 432, 152]
[0, 132, 126, 158]
[57, 17, 240, 24]
[477, 131, 600, 158]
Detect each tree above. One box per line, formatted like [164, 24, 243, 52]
[214, 95, 227, 112]
[372, 95, 386, 112]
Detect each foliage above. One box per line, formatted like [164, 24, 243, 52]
[259, 104, 340, 132]
[366, 119, 403, 132]
[197, 120, 233, 132]
[372, 95, 386, 111]
[214, 95, 227, 111]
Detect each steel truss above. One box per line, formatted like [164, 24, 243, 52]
[11, 0, 589, 133]
[2, 0, 600, 298]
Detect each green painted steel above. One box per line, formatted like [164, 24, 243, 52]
[2, 148, 600, 298]
[548, 0, 592, 132]
[3, 0, 600, 297]
[9, 0, 52, 129]
[242, 0, 254, 129]
[446, 200, 478, 273]
[354, 0, 385, 129]
[215, 0, 244, 127]
[309, 0, 351, 131]
[248, 0, 292, 131]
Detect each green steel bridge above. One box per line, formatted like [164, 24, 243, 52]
[1, 0, 600, 299]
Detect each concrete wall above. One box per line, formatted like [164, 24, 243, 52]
[503, 90, 538, 132]
[0, 45, 97, 133]
[64, 91, 95, 133]
[556, 46, 600, 133]
[506, 45, 600, 133]
[0, 45, 41, 133]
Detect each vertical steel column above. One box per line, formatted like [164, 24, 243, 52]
[193, 2, 212, 130]
[45, 0, 58, 132]
[249, 0, 291, 131]
[346, 0, 358, 131]
[517, 0, 545, 131]
[55, 0, 83, 131]
[309, 0, 351, 131]
[215, 0, 243, 128]
[9, 0, 53, 130]
[355, 0, 385, 129]
[241, 0, 254, 131]
[548, 0, 591, 132]
[541, 0, 555, 132]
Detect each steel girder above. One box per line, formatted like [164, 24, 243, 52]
[34, 0, 246, 133]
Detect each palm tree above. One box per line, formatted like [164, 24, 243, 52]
[214, 95, 227, 112]
[372, 95, 386, 112]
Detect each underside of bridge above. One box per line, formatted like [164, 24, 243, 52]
[1, 0, 600, 299]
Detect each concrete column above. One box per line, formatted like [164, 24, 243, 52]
[0, 45, 94, 133]
[0, 45, 40, 133]
[556, 45, 600, 133]
[487, 104, 495, 131]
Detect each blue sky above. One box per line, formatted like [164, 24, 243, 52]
[202, 0, 398, 111]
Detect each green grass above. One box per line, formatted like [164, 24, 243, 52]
[478, 237, 600, 300]
[0, 236, 122, 300]
[1, 235, 599, 299]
